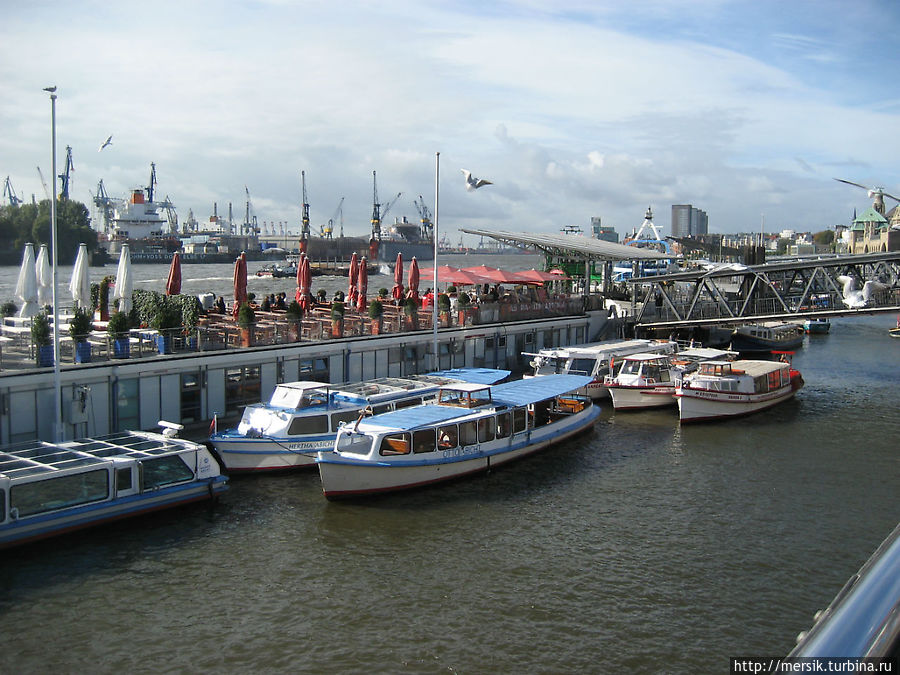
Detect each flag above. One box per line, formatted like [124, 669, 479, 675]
[209, 413, 218, 436]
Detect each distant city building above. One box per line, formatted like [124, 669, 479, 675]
[671, 204, 708, 237]
[590, 217, 619, 243]
[849, 207, 899, 253]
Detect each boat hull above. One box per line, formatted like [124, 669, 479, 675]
[210, 435, 328, 472]
[676, 379, 802, 423]
[317, 405, 601, 499]
[607, 384, 676, 410]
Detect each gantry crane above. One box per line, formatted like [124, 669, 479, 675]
[91, 179, 116, 234]
[58, 145, 74, 200]
[321, 196, 344, 238]
[3, 176, 22, 206]
[370, 170, 401, 240]
[300, 171, 311, 241]
[414, 195, 433, 238]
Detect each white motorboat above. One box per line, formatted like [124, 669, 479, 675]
[730, 322, 804, 352]
[604, 347, 737, 411]
[0, 426, 227, 549]
[316, 374, 600, 499]
[675, 358, 804, 423]
[209, 369, 509, 472]
[524, 339, 677, 399]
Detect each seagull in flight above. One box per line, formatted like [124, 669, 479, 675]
[461, 169, 493, 191]
[98, 135, 113, 152]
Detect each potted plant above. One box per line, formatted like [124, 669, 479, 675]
[237, 302, 255, 347]
[97, 275, 114, 321]
[403, 297, 419, 331]
[108, 311, 130, 358]
[151, 303, 181, 354]
[458, 291, 472, 326]
[31, 312, 53, 367]
[367, 299, 384, 335]
[437, 293, 451, 328]
[378, 287, 389, 300]
[285, 300, 303, 342]
[68, 306, 94, 363]
[1, 301, 17, 318]
[330, 300, 345, 338]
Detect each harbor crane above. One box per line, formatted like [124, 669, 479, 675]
[300, 171, 311, 241]
[3, 176, 22, 206]
[91, 179, 116, 234]
[414, 195, 433, 238]
[834, 178, 900, 217]
[244, 186, 258, 236]
[146, 163, 158, 203]
[36, 166, 51, 201]
[321, 196, 344, 238]
[58, 145, 74, 200]
[370, 170, 402, 241]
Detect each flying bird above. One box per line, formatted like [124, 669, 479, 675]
[461, 169, 492, 191]
[98, 135, 113, 152]
[836, 275, 886, 309]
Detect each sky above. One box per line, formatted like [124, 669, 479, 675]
[2, 0, 900, 244]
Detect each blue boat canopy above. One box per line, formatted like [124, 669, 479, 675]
[490, 374, 594, 407]
[427, 368, 510, 384]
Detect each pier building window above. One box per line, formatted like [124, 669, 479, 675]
[288, 415, 328, 435]
[115, 379, 140, 432]
[141, 456, 194, 489]
[298, 358, 329, 381]
[413, 429, 436, 454]
[225, 366, 261, 415]
[11, 470, 109, 517]
[180, 372, 202, 424]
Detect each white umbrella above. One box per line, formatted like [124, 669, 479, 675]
[113, 244, 133, 314]
[36, 243, 52, 307]
[69, 243, 92, 310]
[15, 243, 39, 318]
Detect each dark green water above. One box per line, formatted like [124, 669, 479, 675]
[0, 314, 897, 674]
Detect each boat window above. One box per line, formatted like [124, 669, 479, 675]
[570, 358, 594, 375]
[620, 361, 642, 375]
[287, 415, 328, 435]
[337, 433, 372, 455]
[379, 433, 411, 456]
[11, 469, 109, 517]
[658, 369, 670, 383]
[116, 467, 132, 493]
[142, 455, 194, 489]
[768, 371, 780, 390]
[413, 429, 436, 454]
[478, 417, 495, 443]
[496, 412, 511, 439]
[0, 489, 4, 521]
[331, 410, 360, 430]
[513, 408, 527, 433]
[394, 398, 421, 410]
[438, 425, 458, 449]
[459, 421, 478, 446]
[753, 376, 767, 394]
[372, 404, 390, 415]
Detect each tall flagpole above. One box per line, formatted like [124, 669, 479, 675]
[45, 85, 63, 442]
[432, 152, 439, 367]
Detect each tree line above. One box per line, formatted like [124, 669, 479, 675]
[0, 199, 98, 266]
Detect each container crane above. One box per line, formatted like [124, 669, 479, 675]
[371, 171, 403, 240]
[58, 145, 74, 200]
[321, 196, 344, 238]
[414, 195, 433, 238]
[300, 171, 311, 241]
[3, 176, 22, 206]
[91, 179, 116, 234]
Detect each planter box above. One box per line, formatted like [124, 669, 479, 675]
[113, 338, 130, 359]
[240, 327, 254, 347]
[74, 341, 92, 363]
[37, 344, 54, 367]
[156, 335, 173, 355]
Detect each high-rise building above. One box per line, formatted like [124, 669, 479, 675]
[671, 204, 708, 237]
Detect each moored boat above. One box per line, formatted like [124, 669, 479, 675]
[315, 374, 599, 499]
[730, 322, 804, 352]
[0, 426, 228, 549]
[209, 369, 509, 473]
[802, 318, 830, 334]
[675, 357, 804, 423]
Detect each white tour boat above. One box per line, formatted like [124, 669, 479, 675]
[524, 339, 677, 399]
[209, 368, 509, 472]
[0, 426, 227, 549]
[730, 322, 804, 352]
[604, 347, 736, 411]
[675, 357, 804, 423]
[316, 374, 600, 499]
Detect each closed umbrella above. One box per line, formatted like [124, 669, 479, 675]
[356, 257, 368, 312]
[406, 257, 420, 305]
[296, 255, 312, 311]
[391, 252, 404, 301]
[165, 251, 182, 295]
[69, 243, 92, 310]
[113, 244, 133, 314]
[36, 243, 52, 307]
[347, 252, 359, 307]
[15, 243, 39, 318]
[232, 252, 248, 319]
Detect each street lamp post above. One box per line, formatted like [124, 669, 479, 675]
[44, 85, 63, 442]
[432, 152, 439, 366]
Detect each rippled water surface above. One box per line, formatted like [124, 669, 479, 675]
[0, 298, 897, 672]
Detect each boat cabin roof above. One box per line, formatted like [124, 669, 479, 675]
[623, 353, 671, 363]
[268, 381, 330, 408]
[697, 359, 788, 377]
[0, 430, 199, 481]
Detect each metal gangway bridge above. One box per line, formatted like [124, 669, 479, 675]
[626, 251, 900, 329]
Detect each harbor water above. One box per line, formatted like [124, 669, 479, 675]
[0, 257, 898, 673]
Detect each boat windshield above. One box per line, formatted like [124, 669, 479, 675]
[337, 432, 373, 456]
[569, 358, 595, 376]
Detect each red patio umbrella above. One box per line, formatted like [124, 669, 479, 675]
[356, 257, 368, 312]
[165, 251, 182, 295]
[461, 264, 522, 284]
[391, 252, 404, 301]
[232, 252, 248, 319]
[347, 252, 359, 307]
[406, 257, 420, 304]
[513, 268, 562, 284]
[418, 265, 494, 286]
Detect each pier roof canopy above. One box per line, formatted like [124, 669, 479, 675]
[459, 228, 671, 262]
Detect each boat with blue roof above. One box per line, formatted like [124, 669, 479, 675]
[0, 425, 227, 549]
[209, 368, 509, 473]
[315, 374, 600, 498]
